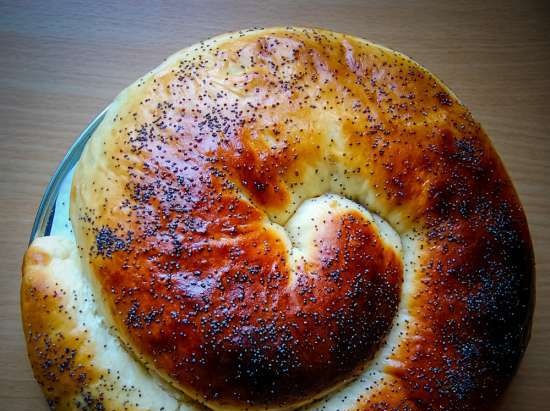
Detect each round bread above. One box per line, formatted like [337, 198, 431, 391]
[22, 27, 534, 411]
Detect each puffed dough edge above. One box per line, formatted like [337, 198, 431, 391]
[21, 236, 203, 411]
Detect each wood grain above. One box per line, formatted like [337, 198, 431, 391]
[1, 1, 548, 410]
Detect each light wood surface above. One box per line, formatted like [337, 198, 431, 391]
[1, 1, 548, 410]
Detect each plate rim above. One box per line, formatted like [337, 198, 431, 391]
[29, 106, 110, 243]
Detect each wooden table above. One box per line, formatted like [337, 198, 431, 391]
[1, 1, 548, 409]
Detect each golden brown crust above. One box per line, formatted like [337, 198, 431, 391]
[21, 236, 189, 411]
[23, 27, 534, 411]
[21, 238, 94, 410]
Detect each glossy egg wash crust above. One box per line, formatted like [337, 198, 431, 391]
[22, 27, 534, 411]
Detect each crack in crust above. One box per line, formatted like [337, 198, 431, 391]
[21, 236, 197, 411]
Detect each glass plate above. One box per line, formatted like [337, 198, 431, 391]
[29, 107, 109, 243]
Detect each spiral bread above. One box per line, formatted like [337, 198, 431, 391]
[22, 27, 534, 411]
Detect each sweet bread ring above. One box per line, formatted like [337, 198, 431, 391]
[22, 27, 534, 411]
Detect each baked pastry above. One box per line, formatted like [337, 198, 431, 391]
[21, 27, 534, 411]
